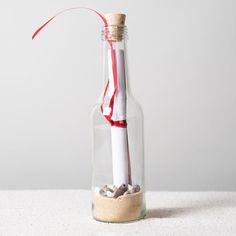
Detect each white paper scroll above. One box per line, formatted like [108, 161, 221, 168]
[107, 49, 129, 186]
[111, 127, 129, 186]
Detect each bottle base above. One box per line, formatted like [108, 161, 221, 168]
[92, 191, 145, 223]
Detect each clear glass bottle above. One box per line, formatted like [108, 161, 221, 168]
[91, 13, 145, 223]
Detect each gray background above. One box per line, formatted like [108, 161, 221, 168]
[0, 0, 235, 190]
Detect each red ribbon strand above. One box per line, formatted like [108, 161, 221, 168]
[32, 7, 126, 128]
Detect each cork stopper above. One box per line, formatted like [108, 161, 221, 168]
[103, 13, 126, 42]
[104, 13, 126, 26]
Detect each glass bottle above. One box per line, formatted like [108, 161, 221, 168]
[91, 13, 146, 223]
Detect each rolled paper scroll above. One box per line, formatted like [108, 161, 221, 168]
[105, 48, 130, 186]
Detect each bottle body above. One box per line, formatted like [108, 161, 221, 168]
[91, 24, 145, 223]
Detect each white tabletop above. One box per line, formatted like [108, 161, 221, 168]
[0, 190, 235, 236]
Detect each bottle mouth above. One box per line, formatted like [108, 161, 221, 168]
[101, 25, 127, 42]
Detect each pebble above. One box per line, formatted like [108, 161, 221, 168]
[128, 184, 135, 194]
[134, 184, 141, 192]
[113, 184, 128, 198]
[99, 184, 141, 198]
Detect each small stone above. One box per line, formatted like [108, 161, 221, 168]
[106, 191, 115, 198]
[128, 184, 135, 194]
[99, 188, 107, 197]
[110, 185, 118, 192]
[99, 185, 110, 197]
[99, 184, 118, 198]
[106, 184, 117, 193]
[113, 184, 128, 198]
[103, 185, 111, 192]
[134, 184, 141, 192]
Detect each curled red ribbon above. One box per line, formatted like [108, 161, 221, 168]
[32, 7, 107, 39]
[32, 7, 126, 128]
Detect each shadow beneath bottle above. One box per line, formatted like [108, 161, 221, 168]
[146, 194, 236, 219]
[146, 207, 185, 218]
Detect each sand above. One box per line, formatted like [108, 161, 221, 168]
[93, 191, 145, 223]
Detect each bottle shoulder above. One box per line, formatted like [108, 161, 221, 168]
[127, 94, 144, 118]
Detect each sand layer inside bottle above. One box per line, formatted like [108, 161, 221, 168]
[93, 191, 145, 223]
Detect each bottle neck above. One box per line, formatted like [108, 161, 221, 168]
[101, 26, 131, 98]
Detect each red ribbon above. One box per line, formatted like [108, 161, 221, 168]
[32, 7, 126, 128]
[32, 7, 107, 39]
